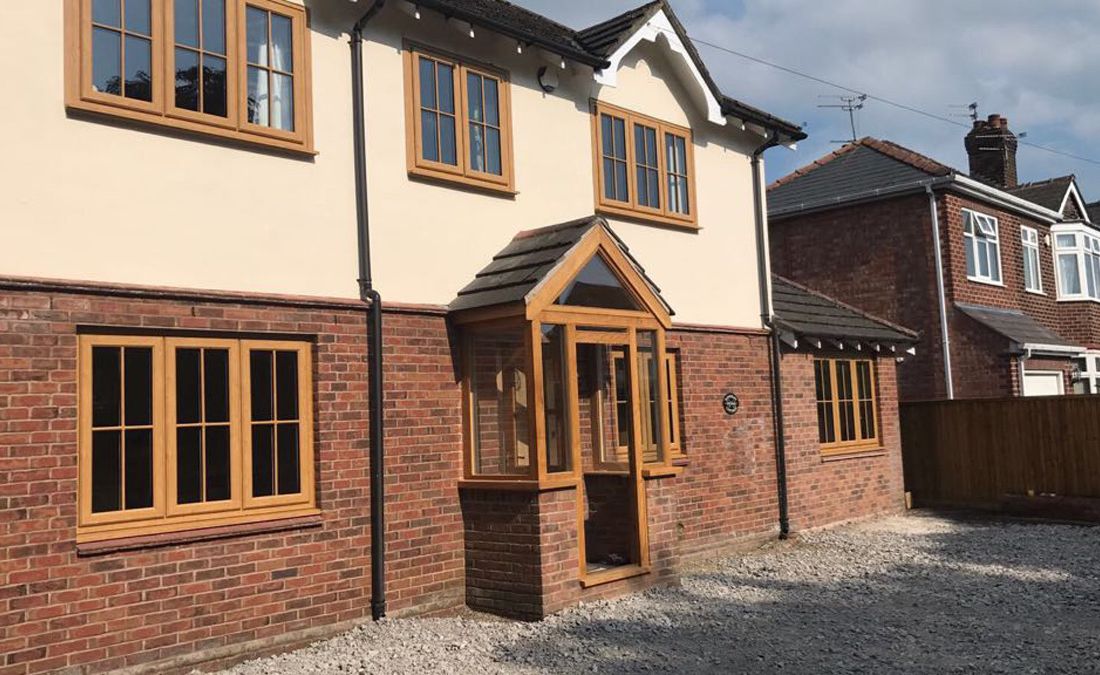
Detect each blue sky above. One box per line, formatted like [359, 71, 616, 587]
[521, 0, 1100, 198]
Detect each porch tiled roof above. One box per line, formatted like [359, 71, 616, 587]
[449, 216, 669, 314]
[772, 276, 918, 348]
[955, 303, 1081, 351]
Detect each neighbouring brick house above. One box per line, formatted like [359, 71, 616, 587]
[769, 115, 1100, 401]
[2, 1, 915, 673]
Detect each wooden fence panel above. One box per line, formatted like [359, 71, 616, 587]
[901, 396, 1100, 507]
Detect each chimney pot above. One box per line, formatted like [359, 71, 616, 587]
[965, 113, 1018, 188]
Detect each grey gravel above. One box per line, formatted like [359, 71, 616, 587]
[219, 512, 1100, 674]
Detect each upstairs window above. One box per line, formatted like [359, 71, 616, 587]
[814, 358, 879, 455]
[404, 44, 514, 194]
[1021, 226, 1043, 294]
[78, 335, 316, 542]
[593, 102, 696, 229]
[1054, 227, 1100, 301]
[66, 0, 313, 153]
[962, 209, 1002, 284]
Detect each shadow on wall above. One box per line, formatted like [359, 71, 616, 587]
[488, 514, 1100, 671]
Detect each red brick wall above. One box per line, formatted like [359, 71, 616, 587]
[770, 193, 945, 401]
[780, 350, 906, 530]
[771, 190, 1082, 402]
[0, 281, 467, 675]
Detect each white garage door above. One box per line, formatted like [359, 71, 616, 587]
[1022, 370, 1065, 397]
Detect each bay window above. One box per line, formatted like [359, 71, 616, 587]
[1054, 226, 1100, 301]
[962, 209, 1001, 284]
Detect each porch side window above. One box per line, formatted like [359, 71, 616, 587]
[405, 44, 513, 193]
[1054, 229, 1100, 301]
[78, 335, 316, 541]
[1021, 226, 1043, 293]
[813, 358, 879, 455]
[593, 101, 697, 229]
[962, 209, 1002, 284]
[67, 0, 313, 152]
[465, 328, 531, 476]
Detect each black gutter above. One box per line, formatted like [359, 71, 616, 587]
[751, 130, 790, 539]
[413, 0, 609, 69]
[351, 0, 387, 622]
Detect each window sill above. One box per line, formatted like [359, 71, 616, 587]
[1025, 289, 1046, 296]
[642, 465, 684, 479]
[965, 276, 1005, 288]
[579, 564, 649, 588]
[820, 446, 887, 462]
[66, 99, 316, 157]
[75, 512, 323, 556]
[408, 167, 516, 198]
[596, 205, 699, 232]
[1056, 296, 1100, 304]
[458, 477, 579, 492]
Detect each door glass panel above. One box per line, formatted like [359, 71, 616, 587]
[542, 325, 570, 474]
[557, 255, 642, 310]
[574, 340, 639, 574]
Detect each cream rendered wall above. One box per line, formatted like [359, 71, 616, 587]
[2, 2, 768, 328]
[362, 9, 767, 328]
[0, 1, 360, 299]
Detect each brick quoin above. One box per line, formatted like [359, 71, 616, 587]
[0, 279, 907, 673]
[771, 191, 1083, 402]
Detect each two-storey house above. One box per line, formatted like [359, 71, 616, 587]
[769, 115, 1098, 401]
[1, 1, 919, 672]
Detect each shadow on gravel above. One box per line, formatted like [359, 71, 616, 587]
[491, 517, 1100, 673]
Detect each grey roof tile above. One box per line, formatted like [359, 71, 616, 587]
[1006, 176, 1074, 212]
[956, 303, 1080, 349]
[772, 276, 918, 346]
[449, 216, 671, 315]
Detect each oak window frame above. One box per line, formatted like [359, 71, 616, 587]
[813, 357, 881, 456]
[403, 42, 515, 195]
[64, 0, 314, 155]
[77, 335, 317, 543]
[591, 101, 698, 230]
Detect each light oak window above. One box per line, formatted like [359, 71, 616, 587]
[404, 44, 514, 193]
[609, 348, 681, 465]
[814, 358, 879, 455]
[66, 0, 313, 153]
[78, 335, 316, 542]
[592, 102, 697, 229]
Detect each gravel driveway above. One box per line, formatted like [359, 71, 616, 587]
[220, 512, 1100, 674]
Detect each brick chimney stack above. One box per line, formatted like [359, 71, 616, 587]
[965, 113, 1018, 189]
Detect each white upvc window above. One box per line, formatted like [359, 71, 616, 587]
[1021, 226, 1043, 293]
[1053, 225, 1100, 301]
[1072, 353, 1100, 394]
[963, 209, 1002, 284]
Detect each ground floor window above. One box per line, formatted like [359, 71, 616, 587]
[1071, 353, 1100, 394]
[78, 335, 316, 541]
[813, 357, 879, 455]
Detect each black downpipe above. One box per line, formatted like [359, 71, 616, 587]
[351, 0, 387, 621]
[751, 131, 790, 539]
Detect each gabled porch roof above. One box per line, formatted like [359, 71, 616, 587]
[448, 216, 672, 323]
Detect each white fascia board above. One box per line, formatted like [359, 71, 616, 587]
[1016, 342, 1085, 356]
[1062, 181, 1090, 223]
[951, 175, 1062, 223]
[593, 9, 726, 126]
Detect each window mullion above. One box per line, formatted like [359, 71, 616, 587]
[625, 117, 640, 211]
[829, 360, 841, 446]
[456, 64, 469, 176]
[850, 361, 863, 443]
[656, 123, 670, 218]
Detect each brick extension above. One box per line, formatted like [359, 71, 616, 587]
[0, 279, 907, 673]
